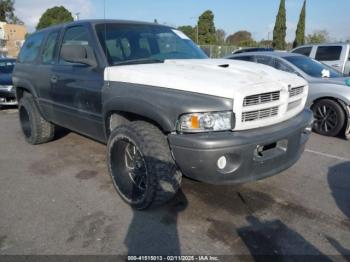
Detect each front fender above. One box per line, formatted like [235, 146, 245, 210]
[103, 96, 174, 132]
[102, 81, 233, 133]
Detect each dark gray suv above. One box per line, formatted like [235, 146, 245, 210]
[13, 20, 313, 209]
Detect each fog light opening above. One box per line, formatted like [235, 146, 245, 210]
[217, 156, 227, 170]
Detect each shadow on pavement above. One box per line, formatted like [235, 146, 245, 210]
[237, 215, 331, 261]
[124, 190, 188, 255]
[328, 162, 350, 219]
[53, 126, 71, 141]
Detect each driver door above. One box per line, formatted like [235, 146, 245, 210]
[50, 25, 105, 141]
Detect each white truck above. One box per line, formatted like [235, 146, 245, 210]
[291, 43, 350, 75]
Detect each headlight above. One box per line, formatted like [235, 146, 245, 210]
[177, 111, 234, 133]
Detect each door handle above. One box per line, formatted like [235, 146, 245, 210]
[50, 75, 58, 84]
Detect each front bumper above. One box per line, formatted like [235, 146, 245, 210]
[168, 109, 313, 184]
[0, 87, 17, 105]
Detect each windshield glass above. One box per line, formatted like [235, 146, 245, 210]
[0, 60, 15, 74]
[284, 55, 343, 78]
[96, 23, 207, 66]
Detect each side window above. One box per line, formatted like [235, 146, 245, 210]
[41, 31, 59, 64]
[256, 56, 273, 66]
[315, 46, 342, 61]
[59, 26, 90, 64]
[18, 33, 45, 63]
[274, 59, 294, 73]
[292, 47, 312, 56]
[233, 56, 254, 62]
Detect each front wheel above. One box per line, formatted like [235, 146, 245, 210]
[312, 99, 345, 137]
[107, 121, 182, 210]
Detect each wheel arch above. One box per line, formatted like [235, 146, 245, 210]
[311, 96, 349, 118]
[103, 99, 175, 139]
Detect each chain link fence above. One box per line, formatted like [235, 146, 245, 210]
[200, 45, 238, 58]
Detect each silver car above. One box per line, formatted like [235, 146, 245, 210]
[228, 52, 350, 138]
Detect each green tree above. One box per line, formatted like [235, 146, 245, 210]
[36, 6, 73, 30]
[272, 0, 287, 50]
[306, 30, 329, 44]
[226, 31, 254, 46]
[178, 25, 196, 42]
[293, 0, 306, 48]
[0, 0, 20, 23]
[197, 10, 216, 45]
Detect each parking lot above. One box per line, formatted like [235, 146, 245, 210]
[0, 108, 349, 258]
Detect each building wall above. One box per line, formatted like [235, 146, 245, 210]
[0, 23, 27, 57]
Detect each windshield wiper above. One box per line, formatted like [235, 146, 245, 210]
[113, 58, 164, 66]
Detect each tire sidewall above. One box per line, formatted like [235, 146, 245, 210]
[107, 127, 155, 209]
[19, 97, 36, 144]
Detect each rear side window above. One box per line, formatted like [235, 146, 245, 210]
[274, 59, 294, 73]
[315, 46, 342, 61]
[59, 26, 90, 64]
[42, 31, 59, 64]
[292, 46, 312, 56]
[18, 33, 45, 63]
[232, 56, 254, 62]
[256, 56, 273, 66]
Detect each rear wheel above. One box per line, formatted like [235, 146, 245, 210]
[107, 121, 182, 210]
[312, 99, 345, 137]
[18, 93, 55, 144]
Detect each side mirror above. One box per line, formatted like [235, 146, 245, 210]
[60, 45, 97, 67]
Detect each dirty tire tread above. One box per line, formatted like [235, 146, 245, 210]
[19, 94, 55, 145]
[107, 121, 182, 210]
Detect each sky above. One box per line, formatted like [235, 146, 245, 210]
[14, 0, 350, 42]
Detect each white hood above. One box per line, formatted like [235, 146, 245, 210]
[104, 59, 307, 99]
[105, 59, 308, 130]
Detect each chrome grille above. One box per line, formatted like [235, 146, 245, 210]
[289, 86, 304, 97]
[243, 91, 280, 107]
[242, 107, 279, 122]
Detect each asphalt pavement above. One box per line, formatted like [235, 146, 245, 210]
[0, 108, 349, 259]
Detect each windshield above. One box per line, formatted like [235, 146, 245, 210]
[284, 55, 343, 78]
[96, 23, 207, 66]
[0, 60, 15, 74]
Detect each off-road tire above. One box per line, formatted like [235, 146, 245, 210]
[107, 121, 182, 210]
[312, 99, 345, 137]
[18, 93, 55, 145]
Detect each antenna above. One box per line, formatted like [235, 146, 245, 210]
[104, 0, 109, 85]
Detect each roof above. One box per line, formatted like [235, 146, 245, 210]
[229, 51, 304, 58]
[294, 43, 349, 47]
[35, 19, 170, 33]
